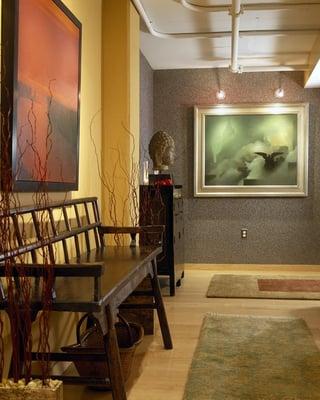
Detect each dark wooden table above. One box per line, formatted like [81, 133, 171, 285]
[1, 245, 173, 400]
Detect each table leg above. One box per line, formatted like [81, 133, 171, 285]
[103, 305, 127, 400]
[169, 272, 176, 296]
[150, 259, 173, 350]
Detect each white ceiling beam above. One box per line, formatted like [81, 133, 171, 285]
[152, 61, 309, 71]
[242, 64, 309, 72]
[203, 61, 309, 71]
[304, 35, 320, 87]
[206, 54, 309, 61]
[139, 28, 320, 39]
[238, 52, 310, 58]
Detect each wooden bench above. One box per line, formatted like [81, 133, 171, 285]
[0, 197, 173, 400]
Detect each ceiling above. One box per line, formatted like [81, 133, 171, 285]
[133, 0, 320, 86]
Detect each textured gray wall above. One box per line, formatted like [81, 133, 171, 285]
[140, 52, 154, 171]
[153, 69, 320, 264]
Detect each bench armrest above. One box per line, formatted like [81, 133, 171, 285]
[98, 225, 164, 247]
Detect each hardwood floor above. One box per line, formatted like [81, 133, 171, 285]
[64, 265, 320, 400]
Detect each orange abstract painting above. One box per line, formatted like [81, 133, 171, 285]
[2, 0, 81, 191]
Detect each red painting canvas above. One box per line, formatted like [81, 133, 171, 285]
[2, 0, 82, 191]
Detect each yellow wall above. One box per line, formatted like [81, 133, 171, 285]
[101, 0, 140, 227]
[129, 3, 141, 224]
[65, 0, 102, 202]
[1, 0, 103, 376]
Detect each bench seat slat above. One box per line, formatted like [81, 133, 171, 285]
[0, 263, 104, 277]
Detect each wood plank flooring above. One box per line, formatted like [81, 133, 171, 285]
[64, 265, 320, 400]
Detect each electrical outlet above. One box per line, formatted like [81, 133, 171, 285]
[241, 228, 247, 238]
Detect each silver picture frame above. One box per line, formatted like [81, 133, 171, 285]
[194, 103, 309, 197]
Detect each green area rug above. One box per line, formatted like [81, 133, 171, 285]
[183, 314, 320, 400]
[207, 274, 320, 300]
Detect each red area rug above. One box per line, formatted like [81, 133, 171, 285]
[207, 274, 320, 299]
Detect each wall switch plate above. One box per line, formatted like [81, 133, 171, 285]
[241, 228, 248, 238]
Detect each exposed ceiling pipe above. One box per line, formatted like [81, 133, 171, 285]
[131, 0, 160, 36]
[230, 0, 242, 73]
[181, 0, 320, 12]
[140, 28, 319, 39]
[131, 0, 319, 39]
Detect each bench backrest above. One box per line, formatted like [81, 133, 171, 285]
[0, 197, 102, 264]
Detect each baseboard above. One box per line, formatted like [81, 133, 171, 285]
[184, 263, 320, 272]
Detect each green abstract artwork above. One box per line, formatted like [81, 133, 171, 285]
[204, 113, 297, 186]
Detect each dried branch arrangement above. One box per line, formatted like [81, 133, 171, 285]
[0, 77, 65, 386]
[90, 117, 142, 245]
[90, 116, 167, 250]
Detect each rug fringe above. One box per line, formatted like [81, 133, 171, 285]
[204, 312, 301, 321]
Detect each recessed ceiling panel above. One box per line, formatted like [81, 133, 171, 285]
[138, 0, 320, 82]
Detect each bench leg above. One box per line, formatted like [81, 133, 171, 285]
[103, 305, 127, 400]
[150, 259, 173, 350]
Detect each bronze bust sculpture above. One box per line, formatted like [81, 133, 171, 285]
[149, 130, 175, 172]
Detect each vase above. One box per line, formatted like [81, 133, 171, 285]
[0, 380, 63, 400]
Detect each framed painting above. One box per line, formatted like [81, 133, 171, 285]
[1, 0, 82, 191]
[194, 103, 309, 197]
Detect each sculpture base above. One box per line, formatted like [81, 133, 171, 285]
[149, 173, 173, 185]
